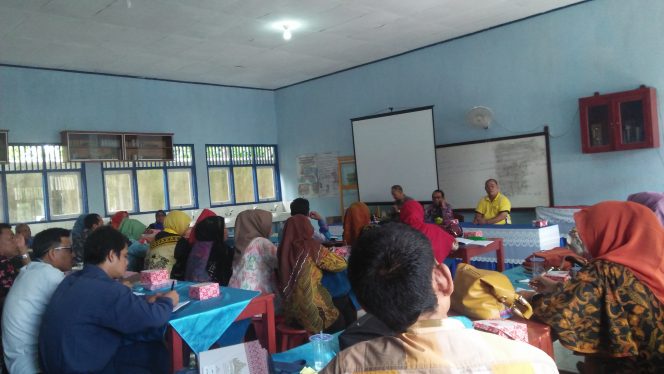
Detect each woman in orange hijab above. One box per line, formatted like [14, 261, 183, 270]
[529, 201, 664, 372]
[343, 202, 371, 246]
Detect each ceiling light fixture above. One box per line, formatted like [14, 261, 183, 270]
[282, 25, 292, 41]
[271, 21, 301, 40]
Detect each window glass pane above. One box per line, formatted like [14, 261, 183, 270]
[48, 172, 83, 219]
[7, 173, 45, 222]
[104, 170, 134, 213]
[137, 169, 165, 212]
[233, 166, 255, 203]
[168, 169, 193, 208]
[256, 166, 276, 201]
[209, 168, 231, 204]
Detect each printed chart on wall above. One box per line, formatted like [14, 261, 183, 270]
[296, 153, 339, 198]
[436, 130, 553, 210]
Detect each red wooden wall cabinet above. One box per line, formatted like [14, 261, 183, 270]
[579, 86, 659, 153]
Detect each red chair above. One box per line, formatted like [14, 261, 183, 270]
[251, 315, 284, 349]
[276, 323, 310, 352]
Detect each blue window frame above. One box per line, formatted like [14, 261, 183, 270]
[206, 144, 280, 206]
[102, 145, 197, 215]
[1, 144, 87, 224]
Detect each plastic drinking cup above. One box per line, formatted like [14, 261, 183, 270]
[309, 333, 335, 371]
[531, 257, 546, 277]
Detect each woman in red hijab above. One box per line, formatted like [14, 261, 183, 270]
[188, 208, 217, 245]
[110, 211, 128, 230]
[529, 201, 664, 372]
[399, 200, 455, 263]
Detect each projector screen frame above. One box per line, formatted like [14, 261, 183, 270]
[351, 105, 439, 206]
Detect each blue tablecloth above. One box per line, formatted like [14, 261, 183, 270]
[272, 332, 342, 367]
[503, 265, 533, 291]
[141, 282, 259, 354]
[271, 316, 474, 367]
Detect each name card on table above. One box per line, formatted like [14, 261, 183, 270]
[456, 238, 494, 247]
[198, 340, 268, 374]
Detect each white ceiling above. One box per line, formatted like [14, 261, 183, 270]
[0, 0, 584, 90]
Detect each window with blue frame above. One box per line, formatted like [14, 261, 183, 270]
[2, 144, 87, 223]
[102, 145, 197, 214]
[206, 145, 280, 206]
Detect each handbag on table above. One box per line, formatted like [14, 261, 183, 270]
[450, 263, 532, 320]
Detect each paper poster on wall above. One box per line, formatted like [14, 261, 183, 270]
[296, 153, 339, 198]
[297, 154, 318, 197]
[315, 153, 339, 197]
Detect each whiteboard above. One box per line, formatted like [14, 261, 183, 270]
[436, 132, 552, 210]
[352, 107, 438, 203]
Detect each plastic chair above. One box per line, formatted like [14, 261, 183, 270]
[276, 323, 310, 352]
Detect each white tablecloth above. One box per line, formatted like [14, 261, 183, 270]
[461, 223, 561, 264]
[535, 206, 585, 235]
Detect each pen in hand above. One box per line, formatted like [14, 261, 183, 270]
[170, 281, 175, 291]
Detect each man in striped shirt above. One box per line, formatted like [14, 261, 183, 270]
[322, 223, 557, 373]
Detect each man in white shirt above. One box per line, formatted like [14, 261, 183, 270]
[2, 228, 73, 373]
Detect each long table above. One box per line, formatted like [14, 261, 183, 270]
[143, 282, 276, 373]
[449, 238, 505, 271]
[460, 223, 560, 264]
[273, 313, 553, 367]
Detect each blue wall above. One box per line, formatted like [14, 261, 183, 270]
[3, 0, 664, 222]
[275, 0, 664, 217]
[0, 67, 277, 213]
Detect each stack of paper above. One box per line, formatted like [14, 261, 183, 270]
[456, 238, 494, 247]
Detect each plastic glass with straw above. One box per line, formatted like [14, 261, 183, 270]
[310, 310, 335, 371]
[309, 332, 334, 371]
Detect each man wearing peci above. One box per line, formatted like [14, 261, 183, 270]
[473, 179, 511, 225]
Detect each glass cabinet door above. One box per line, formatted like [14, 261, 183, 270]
[340, 162, 357, 185]
[338, 156, 358, 217]
[587, 104, 611, 148]
[580, 86, 658, 153]
[618, 99, 645, 145]
[341, 189, 359, 212]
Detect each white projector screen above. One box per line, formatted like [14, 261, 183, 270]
[351, 106, 438, 204]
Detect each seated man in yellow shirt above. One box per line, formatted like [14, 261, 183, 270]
[473, 179, 511, 224]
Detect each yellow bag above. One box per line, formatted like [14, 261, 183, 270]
[451, 263, 532, 320]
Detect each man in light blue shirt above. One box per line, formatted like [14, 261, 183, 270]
[2, 228, 73, 373]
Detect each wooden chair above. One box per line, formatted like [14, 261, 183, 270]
[251, 315, 284, 349]
[276, 323, 310, 352]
